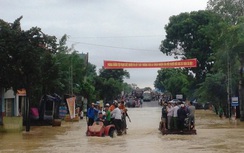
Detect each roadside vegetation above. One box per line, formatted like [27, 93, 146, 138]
[155, 0, 244, 119]
[0, 16, 132, 131]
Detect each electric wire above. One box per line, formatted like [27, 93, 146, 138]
[69, 35, 163, 39]
[67, 40, 160, 52]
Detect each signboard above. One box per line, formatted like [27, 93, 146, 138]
[17, 88, 26, 96]
[176, 94, 183, 99]
[66, 97, 76, 119]
[231, 97, 239, 107]
[104, 58, 197, 69]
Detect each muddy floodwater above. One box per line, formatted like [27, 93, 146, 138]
[1, 102, 244, 153]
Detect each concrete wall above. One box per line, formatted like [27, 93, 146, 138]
[0, 116, 23, 132]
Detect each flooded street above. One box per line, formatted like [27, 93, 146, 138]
[1, 101, 244, 153]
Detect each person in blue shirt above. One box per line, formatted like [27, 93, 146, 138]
[87, 103, 99, 126]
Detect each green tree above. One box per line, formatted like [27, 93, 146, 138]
[160, 10, 223, 86]
[196, 72, 227, 114]
[52, 48, 89, 97]
[227, 20, 244, 120]
[207, 21, 241, 117]
[102, 78, 123, 101]
[0, 17, 58, 131]
[0, 19, 16, 89]
[81, 62, 97, 102]
[122, 82, 133, 96]
[207, 0, 244, 120]
[154, 69, 190, 98]
[99, 69, 130, 83]
[0, 17, 100, 129]
[207, 0, 244, 24]
[96, 68, 130, 102]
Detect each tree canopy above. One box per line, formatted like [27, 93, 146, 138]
[160, 10, 223, 85]
[0, 16, 59, 131]
[0, 16, 58, 95]
[207, 0, 244, 24]
[95, 68, 130, 102]
[154, 68, 190, 98]
[157, 1, 244, 119]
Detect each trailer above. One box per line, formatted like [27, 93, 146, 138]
[159, 117, 197, 135]
[161, 129, 197, 135]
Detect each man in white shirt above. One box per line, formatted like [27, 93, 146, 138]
[172, 103, 180, 130]
[166, 103, 173, 130]
[188, 101, 196, 130]
[111, 102, 122, 134]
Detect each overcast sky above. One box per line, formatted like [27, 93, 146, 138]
[1, 0, 208, 89]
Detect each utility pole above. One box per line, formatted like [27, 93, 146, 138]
[227, 52, 231, 119]
[69, 55, 73, 96]
[69, 43, 77, 96]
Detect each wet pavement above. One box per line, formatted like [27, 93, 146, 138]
[1, 101, 244, 153]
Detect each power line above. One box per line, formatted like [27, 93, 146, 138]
[69, 35, 163, 39]
[67, 40, 160, 52]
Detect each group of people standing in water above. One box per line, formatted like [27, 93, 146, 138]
[160, 100, 195, 131]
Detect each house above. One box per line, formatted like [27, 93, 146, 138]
[0, 88, 26, 131]
[2, 88, 26, 117]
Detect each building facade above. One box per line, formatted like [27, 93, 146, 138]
[0, 88, 26, 120]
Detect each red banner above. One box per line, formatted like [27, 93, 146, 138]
[104, 58, 197, 69]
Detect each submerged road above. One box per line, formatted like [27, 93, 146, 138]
[1, 100, 244, 153]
